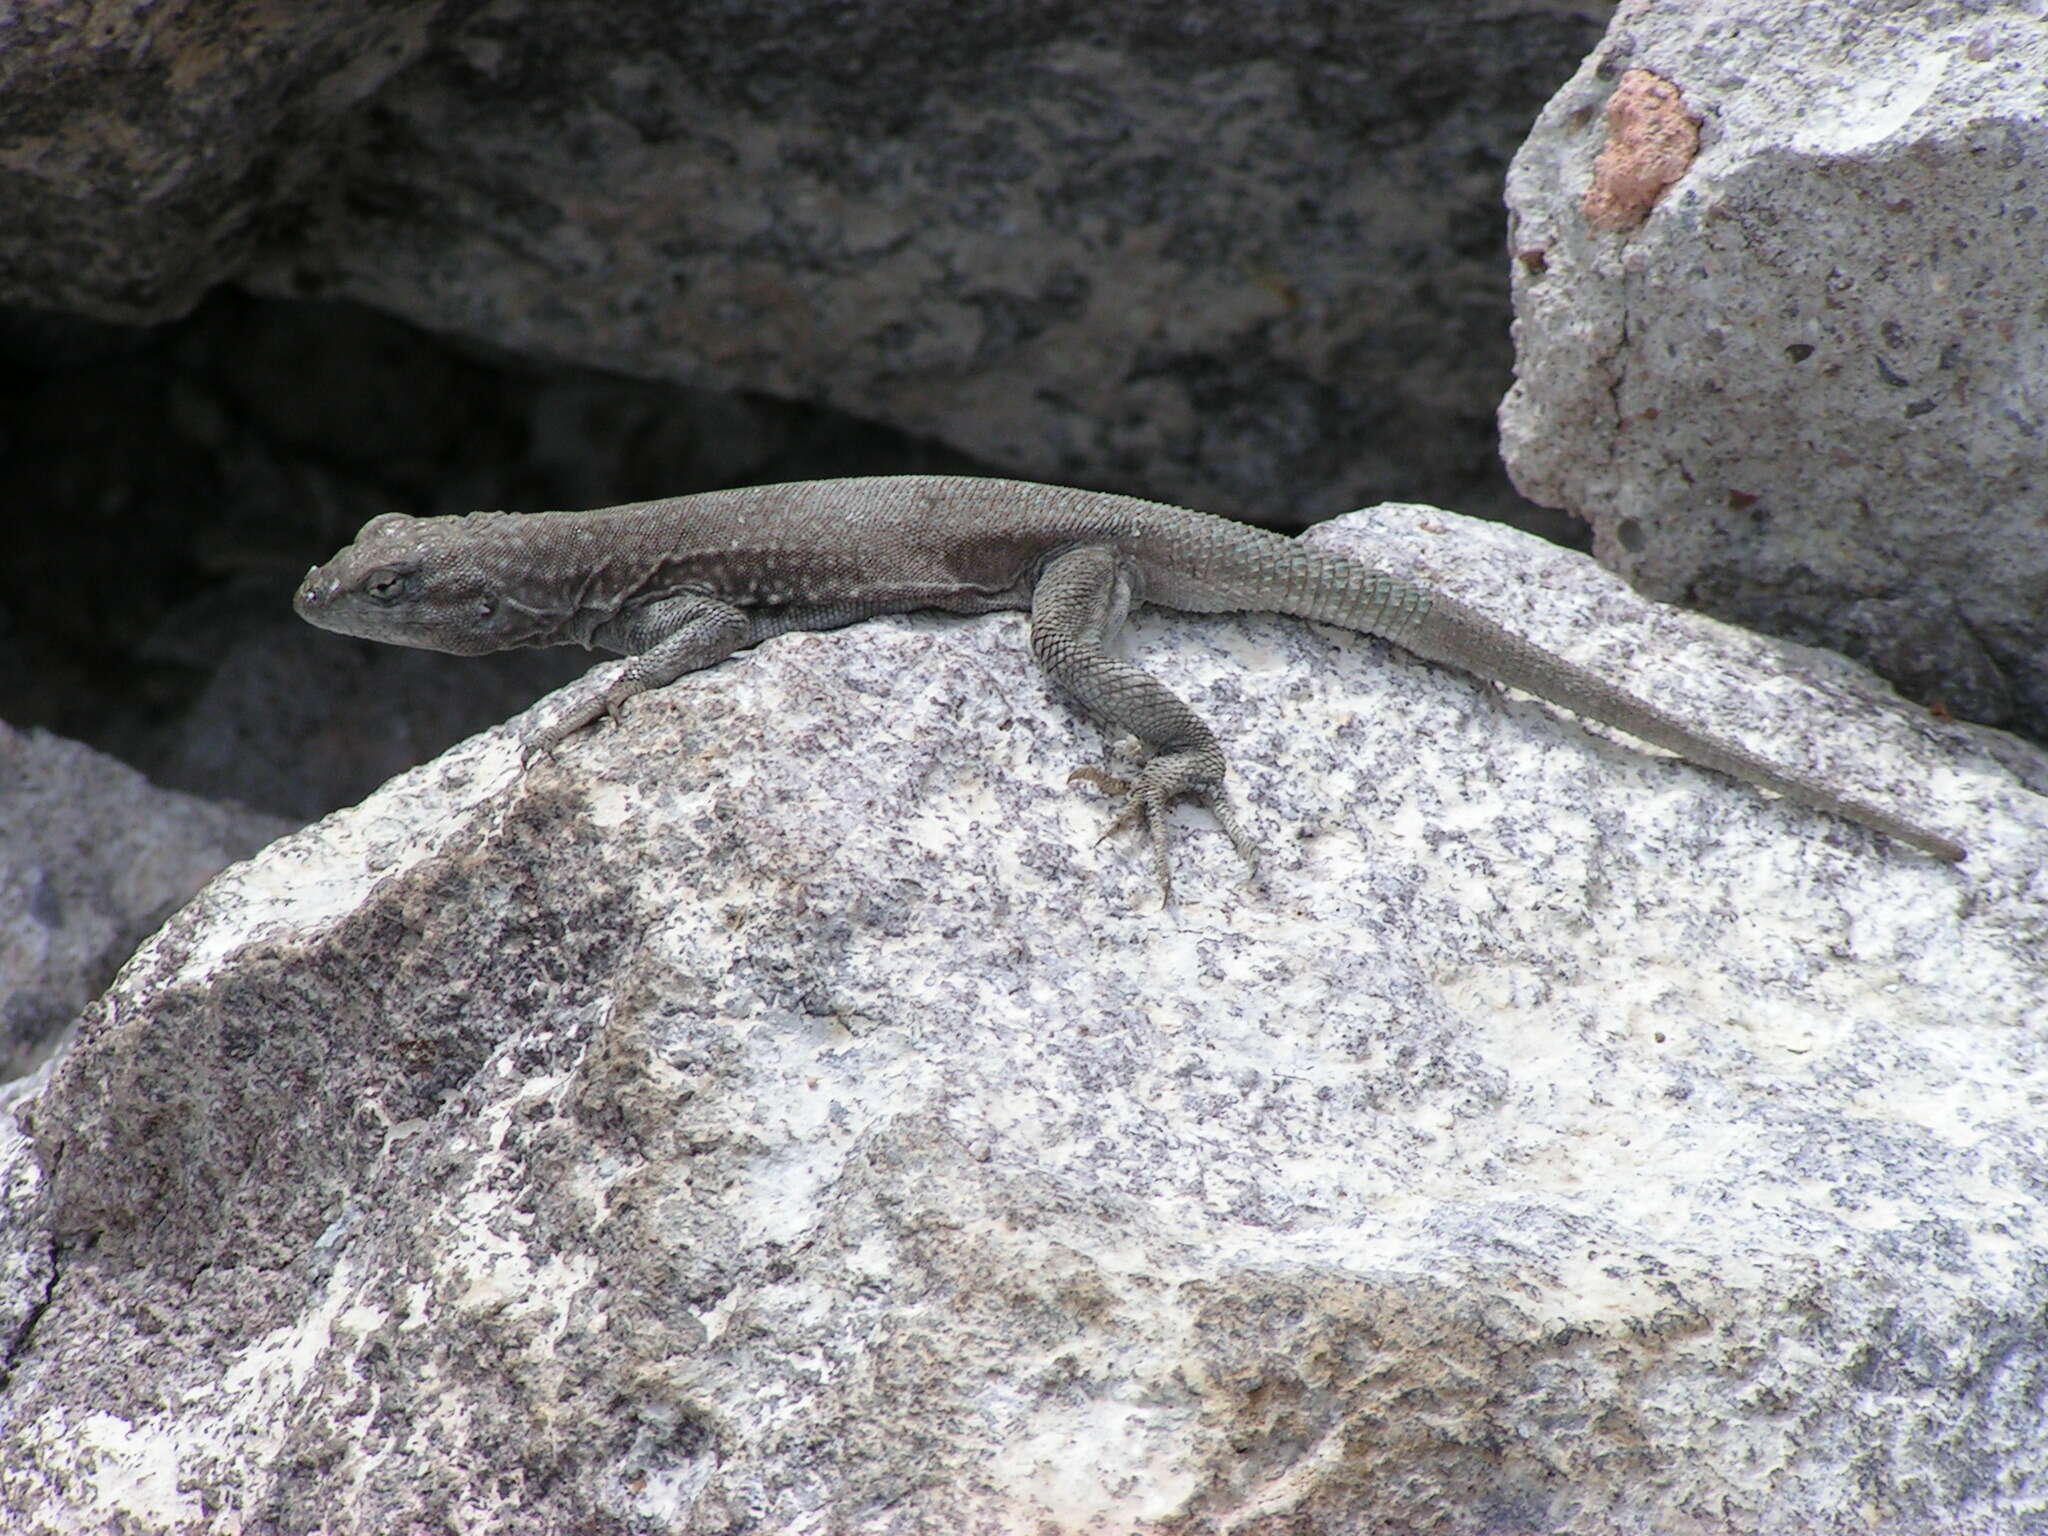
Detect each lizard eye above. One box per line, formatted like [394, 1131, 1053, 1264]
[362, 568, 411, 603]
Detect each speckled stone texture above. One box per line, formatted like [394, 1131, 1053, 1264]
[2, 505, 2040, 1533]
[1502, 0, 2048, 739]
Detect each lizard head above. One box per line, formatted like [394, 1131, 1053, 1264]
[294, 511, 558, 655]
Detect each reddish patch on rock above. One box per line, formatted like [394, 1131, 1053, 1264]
[1582, 69, 1701, 234]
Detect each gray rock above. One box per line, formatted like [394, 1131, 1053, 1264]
[0, 2, 461, 317]
[0, 723, 294, 1083]
[1501, 0, 2048, 736]
[0, 2, 1606, 525]
[147, 605, 589, 823]
[3, 506, 2039, 1532]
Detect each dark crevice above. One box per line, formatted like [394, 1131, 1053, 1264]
[0, 1235, 63, 1391]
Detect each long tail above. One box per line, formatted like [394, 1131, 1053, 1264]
[1263, 542, 1963, 863]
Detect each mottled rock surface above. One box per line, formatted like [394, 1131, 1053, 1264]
[1, 1, 1605, 524]
[1502, 0, 2048, 737]
[3, 506, 2039, 1533]
[0, 723, 292, 1083]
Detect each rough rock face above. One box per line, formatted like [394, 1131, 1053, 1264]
[0, 1, 466, 315]
[0, 724, 292, 1083]
[1501, 1, 2048, 737]
[0, 1, 1603, 523]
[4, 507, 2040, 1534]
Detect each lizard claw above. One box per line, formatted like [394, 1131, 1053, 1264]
[519, 721, 571, 767]
[520, 688, 615, 765]
[1067, 764, 1130, 800]
[1072, 756, 1259, 905]
[1201, 792, 1261, 885]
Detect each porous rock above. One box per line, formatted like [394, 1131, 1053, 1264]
[2, 507, 2041, 1533]
[1502, 0, 2048, 737]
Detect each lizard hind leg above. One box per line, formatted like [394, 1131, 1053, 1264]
[1029, 545, 1260, 902]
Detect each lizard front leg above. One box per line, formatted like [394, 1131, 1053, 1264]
[529, 595, 750, 756]
[1029, 545, 1258, 902]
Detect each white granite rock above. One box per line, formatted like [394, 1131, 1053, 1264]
[2, 506, 2041, 1533]
[1501, 0, 2048, 737]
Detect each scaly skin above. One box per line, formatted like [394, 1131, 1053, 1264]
[295, 475, 1964, 898]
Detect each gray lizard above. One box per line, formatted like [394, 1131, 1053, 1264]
[294, 475, 1964, 895]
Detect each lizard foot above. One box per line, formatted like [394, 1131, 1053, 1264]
[1076, 755, 1260, 904]
[520, 686, 635, 765]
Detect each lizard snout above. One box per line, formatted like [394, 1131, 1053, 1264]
[293, 568, 337, 619]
